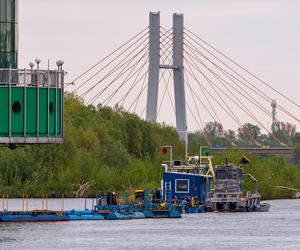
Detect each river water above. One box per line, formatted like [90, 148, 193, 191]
[0, 199, 299, 250]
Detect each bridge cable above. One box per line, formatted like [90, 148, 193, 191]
[71, 26, 149, 86]
[87, 43, 149, 104]
[73, 30, 149, 93]
[184, 59, 261, 146]
[185, 49, 284, 145]
[184, 29, 300, 122]
[80, 36, 149, 99]
[103, 49, 150, 106]
[184, 40, 272, 117]
[133, 69, 149, 113]
[119, 65, 149, 107]
[184, 67, 239, 147]
[129, 28, 174, 115]
[184, 28, 300, 110]
[184, 32, 300, 125]
[185, 53, 270, 145]
[184, 71, 211, 146]
[157, 34, 176, 117]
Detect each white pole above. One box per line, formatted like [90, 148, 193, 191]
[185, 130, 188, 163]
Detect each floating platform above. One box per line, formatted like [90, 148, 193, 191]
[0, 209, 181, 222]
[0, 211, 70, 222]
[143, 209, 181, 218]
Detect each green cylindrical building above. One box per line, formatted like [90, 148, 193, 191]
[0, 0, 18, 68]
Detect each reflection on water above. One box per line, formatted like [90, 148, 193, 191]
[0, 199, 300, 250]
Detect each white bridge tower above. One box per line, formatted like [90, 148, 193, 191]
[146, 12, 187, 141]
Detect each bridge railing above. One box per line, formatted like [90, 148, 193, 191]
[210, 147, 293, 155]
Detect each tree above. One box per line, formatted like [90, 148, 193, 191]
[273, 122, 296, 145]
[292, 144, 300, 168]
[204, 122, 224, 138]
[237, 123, 261, 145]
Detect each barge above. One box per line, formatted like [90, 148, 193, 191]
[95, 190, 181, 219]
[160, 146, 213, 213]
[0, 190, 181, 222]
[206, 158, 270, 212]
[0, 210, 105, 222]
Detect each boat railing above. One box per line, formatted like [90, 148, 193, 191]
[208, 191, 243, 203]
[1, 193, 65, 214]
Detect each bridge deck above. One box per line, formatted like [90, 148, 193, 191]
[211, 147, 293, 155]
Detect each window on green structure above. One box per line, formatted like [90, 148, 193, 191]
[12, 101, 21, 114]
[49, 102, 54, 114]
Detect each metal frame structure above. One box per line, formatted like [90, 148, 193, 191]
[0, 68, 64, 144]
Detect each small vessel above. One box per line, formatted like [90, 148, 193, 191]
[94, 190, 181, 219]
[0, 190, 181, 223]
[206, 157, 270, 212]
[294, 192, 300, 199]
[0, 195, 105, 222]
[275, 186, 300, 199]
[160, 146, 213, 213]
[0, 210, 105, 222]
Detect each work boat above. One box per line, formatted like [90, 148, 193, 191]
[206, 158, 270, 212]
[160, 146, 213, 213]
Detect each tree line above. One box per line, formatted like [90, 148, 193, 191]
[0, 93, 299, 199]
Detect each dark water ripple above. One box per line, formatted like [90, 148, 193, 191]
[0, 199, 299, 250]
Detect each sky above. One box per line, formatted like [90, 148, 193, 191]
[18, 0, 300, 132]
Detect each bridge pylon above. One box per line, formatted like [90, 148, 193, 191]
[146, 12, 187, 141]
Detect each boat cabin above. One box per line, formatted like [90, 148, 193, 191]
[161, 147, 213, 205]
[162, 171, 211, 204]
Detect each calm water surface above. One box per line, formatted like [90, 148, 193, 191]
[0, 199, 299, 250]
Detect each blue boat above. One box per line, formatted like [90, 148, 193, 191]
[0, 211, 70, 222]
[0, 189, 182, 223]
[94, 191, 181, 219]
[160, 146, 213, 213]
[64, 209, 105, 220]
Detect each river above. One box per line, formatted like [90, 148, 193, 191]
[0, 199, 299, 250]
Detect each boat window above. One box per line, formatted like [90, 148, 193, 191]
[216, 170, 226, 179]
[173, 160, 181, 166]
[227, 169, 233, 179]
[238, 169, 242, 178]
[175, 179, 189, 193]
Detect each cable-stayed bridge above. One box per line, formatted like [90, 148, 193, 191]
[68, 12, 299, 155]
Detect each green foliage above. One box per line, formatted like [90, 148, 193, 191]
[0, 93, 184, 196]
[0, 93, 300, 200]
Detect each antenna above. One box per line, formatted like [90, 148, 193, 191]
[271, 100, 277, 134]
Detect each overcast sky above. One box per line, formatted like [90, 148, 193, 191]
[19, 0, 300, 132]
